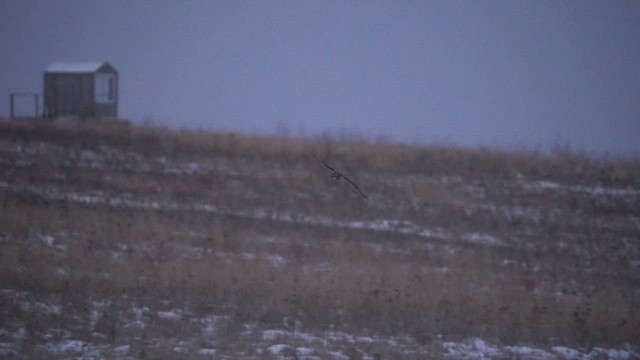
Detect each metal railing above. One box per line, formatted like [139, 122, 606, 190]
[9, 92, 41, 119]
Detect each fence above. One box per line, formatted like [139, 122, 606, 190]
[9, 92, 41, 119]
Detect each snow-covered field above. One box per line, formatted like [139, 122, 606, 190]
[1, 121, 639, 359]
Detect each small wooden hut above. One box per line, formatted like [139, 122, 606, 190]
[43, 61, 118, 119]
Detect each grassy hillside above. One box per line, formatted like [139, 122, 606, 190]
[1, 119, 639, 359]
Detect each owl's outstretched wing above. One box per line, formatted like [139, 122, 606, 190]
[342, 175, 368, 199]
[313, 158, 335, 172]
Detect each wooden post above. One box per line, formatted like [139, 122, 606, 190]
[8, 92, 42, 119]
[10, 93, 15, 119]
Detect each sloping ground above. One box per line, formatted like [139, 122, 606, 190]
[0, 119, 639, 359]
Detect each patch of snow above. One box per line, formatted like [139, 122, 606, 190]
[530, 180, 562, 191]
[267, 344, 290, 354]
[133, 306, 148, 321]
[462, 184, 487, 199]
[461, 232, 504, 246]
[55, 267, 68, 278]
[181, 245, 211, 259]
[328, 350, 350, 360]
[441, 342, 638, 360]
[198, 348, 217, 356]
[114, 344, 130, 353]
[296, 331, 323, 344]
[586, 347, 636, 360]
[157, 310, 182, 320]
[92, 332, 108, 341]
[522, 179, 640, 197]
[472, 338, 500, 356]
[89, 309, 101, 327]
[260, 329, 327, 347]
[356, 336, 375, 343]
[58, 340, 86, 352]
[386, 338, 399, 347]
[552, 346, 580, 359]
[41, 328, 71, 341]
[188, 162, 200, 173]
[297, 347, 314, 355]
[127, 306, 148, 328]
[199, 314, 228, 336]
[21, 301, 63, 316]
[2, 182, 487, 249]
[585, 185, 640, 197]
[40, 234, 67, 251]
[325, 331, 355, 343]
[505, 345, 553, 358]
[40, 234, 55, 247]
[444, 338, 501, 359]
[262, 329, 290, 341]
[267, 254, 287, 267]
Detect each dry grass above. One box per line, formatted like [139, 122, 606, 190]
[1, 118, 639, 358]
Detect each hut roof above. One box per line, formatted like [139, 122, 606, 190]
[45, 62, 110, 73]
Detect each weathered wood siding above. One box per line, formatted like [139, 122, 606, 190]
[43, 62, 118, 119]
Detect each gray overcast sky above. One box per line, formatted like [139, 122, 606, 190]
[1, 1, 639, 157]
